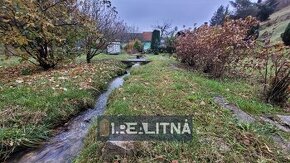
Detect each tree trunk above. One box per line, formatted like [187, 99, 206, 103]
[86, 51, 92, 63]
[37, 46, 56, 70]
[86, 57, 91, 63]
[39, 61, 56, 70]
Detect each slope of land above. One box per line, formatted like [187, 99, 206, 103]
[0, 56, 127, 160]
[260, 5, 290, 42]
[75, 56, 290, 162]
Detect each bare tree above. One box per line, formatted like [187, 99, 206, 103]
[81, 0, 126, 63]
[153, 21, 172, 38]
[153, 21, 179, 54]
[122, 25, 140, 42]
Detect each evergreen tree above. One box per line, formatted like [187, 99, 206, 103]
[257, 0, 278, 21]
[151, 30, 161, 54]
[230, 0, 278, 21]
[281, 23, 290, 46]
[230, 0, 259, 19]
[210, 5, 229, 26]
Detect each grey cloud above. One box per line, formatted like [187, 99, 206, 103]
[112, 0, 230, 31]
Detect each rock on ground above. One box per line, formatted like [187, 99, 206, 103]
[101, 141, 136, 161]
[213, 96, 256, 123]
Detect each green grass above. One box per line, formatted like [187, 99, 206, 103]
[75, 56, 290, 162]
[0, 44, 24, 68]
[0, 59, 126, 160]
[0, 55, 22, 68]
[0, 52, 132, 69]
[260, 5, 290, 43]
[76, 53, 137, 63]
[260, 20, 290, 42]
[269, 5, 290, 21]
[192, 75, 283, 115]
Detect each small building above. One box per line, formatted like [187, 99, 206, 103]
[142, 32, 152, 52]
[120, 32, 153, 52]
[107, 42, 121, 55]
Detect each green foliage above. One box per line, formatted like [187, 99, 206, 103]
[20, 68, 32, 76]
[230, 0, 259, 19]
[257, 0, 279, 21]
[124, 39, 142, 54]
[281, 23, 290, 46]
[81, 0, 125, 63]
[163, 26, 178, 54]
[246, 24, 260, 40]
[0, 0, 124, 66]
[210, 5, 230, 26]
[229, 0, 278, 21]
[0, 0, 83, 70]
[151, 30, 161, 54]
[230, 0, 253, 8]
[133, 40, 143, 52]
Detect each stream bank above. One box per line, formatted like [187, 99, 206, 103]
[0, 60, 126, 162]
[6, 65, 135, 163]
[75, 57, 290, 162]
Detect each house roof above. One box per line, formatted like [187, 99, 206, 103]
[142, 32, 152, 42]
[121, 33, 143, 43]
[120, 32, 153, 43]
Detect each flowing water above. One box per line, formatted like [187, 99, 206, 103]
[8, 71, 131, 163]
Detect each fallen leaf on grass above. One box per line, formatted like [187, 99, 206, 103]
[200, 101, 206, 105]
[58, 76, 68, 80]
[15, 79, 24, 83]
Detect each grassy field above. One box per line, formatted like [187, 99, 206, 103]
[0, 45, 24, 68]
[260, 5, 290, 42]
[76, 53, 132, 63]
[0, 53, 131, 69]
[0, 54, 128, 160]
[0, 55, 22, 68]
[75, 56, 290, 162]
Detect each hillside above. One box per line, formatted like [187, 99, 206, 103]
[260, 5, 290, 42]
[276, 0, 290, 10]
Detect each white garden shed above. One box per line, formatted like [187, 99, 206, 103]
[107, 42, 121, 55]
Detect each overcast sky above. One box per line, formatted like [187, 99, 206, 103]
[111, 0, 232, 32]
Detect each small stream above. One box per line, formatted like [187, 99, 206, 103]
[8, 65, 136, 163]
